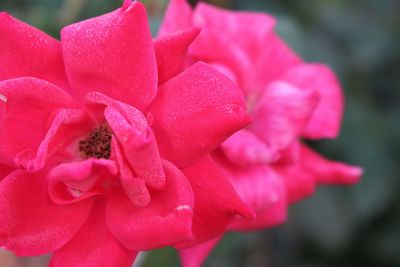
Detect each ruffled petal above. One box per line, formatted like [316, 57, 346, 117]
[221, 129, 279, 167]
[179, 236, 222, 267]
[283, 64, 344, 139]
[61, 1, 157, 111]
[250, 81, 319, 152]
[112, 138, 151, 207]
[104, 106, 165, 190]
[106, 160, 194, 251]
[301, 145, 363, 185]
[148, 62, 251, 167]
[50, 201, 137, 267]
[0, 13, 68, 89]
[0, 78, 73, 166]
[176, 156, 254, 248]
[48, 158, 118, 192]
[154, 28, 200, 85]
[158, 0, 193, 36]
[0, 169, 94, 256]
[14, 108, 90, 172]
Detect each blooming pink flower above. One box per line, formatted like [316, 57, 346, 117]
[160, 0, 363, 266]
[0, 1, 255, 266]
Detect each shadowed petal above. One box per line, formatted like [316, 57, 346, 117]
[176, 156, 254, 248]
[154, 28, 200, 85]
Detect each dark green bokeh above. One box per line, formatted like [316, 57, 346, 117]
[0, 0, 399, 266]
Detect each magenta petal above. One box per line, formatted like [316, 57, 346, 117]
[106, 160, 194, 251]
[221, 129, 279, 166]
[0, 164, 14, 181]
[61, 1, 157, 111]
[14, 108, 89, 172]
[158, 0, 193, 36]
[149, 62, 251, 167]
[104, 106, 166, 190]
[177, 156, 255, 248]
[0, 78, 73, 166]
[0, 13, 68, 89]
[50, 201, 137, 267]
[155, 28, 200, 85]
[214, 154, 287, 230]
[0, 169, 94, 256]
[250, 81, 320, 152]
[283, 64, 344, 139]
[179, 236, 222, 267]
[301, 145, 363, 185]
[48, 158, 118, 192]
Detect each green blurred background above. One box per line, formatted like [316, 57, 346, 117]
[0, 0, 399, 266]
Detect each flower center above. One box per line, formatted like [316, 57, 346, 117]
[79, 125, 112, 159]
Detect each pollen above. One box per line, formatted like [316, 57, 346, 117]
[79, 125, 112, 159]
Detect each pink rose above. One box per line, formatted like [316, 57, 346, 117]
[0, 1, 255, 266]
[160, 0, 363, 266]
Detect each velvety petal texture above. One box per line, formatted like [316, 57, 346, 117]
[106, 160, 195, 251]
[61, 1, 157, 111]
[0, 78, 73, 166]
[0, 13, 68, 88]
[0, 170, 94, 256]
[149, 62, 251, 167]
[50, 202, 137, 267]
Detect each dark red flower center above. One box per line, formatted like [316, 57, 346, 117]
[79, 125, 112, 159]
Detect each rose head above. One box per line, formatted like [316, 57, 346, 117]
[0, 1, 256, 266]
[160, 0, 363, 265]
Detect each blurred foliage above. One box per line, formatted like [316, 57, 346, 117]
[0, 0, 399, 266]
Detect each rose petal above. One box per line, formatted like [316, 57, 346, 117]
[179, 236, 222, 267]
[0, 13, 68, 89]
[0, 169, 94, 256]
[301, 144, 363, 185]
[148, 62, 251, 167]
[50, 201, 137, 267]
[158, 0, 193, 36]
[250, 81, 319, 152]
[111, 137, 151, 207]
[104, 106, 165, 190]
[0, 78, 73, 166]
[106, 160, 194, 251]
[61, 1, 157, 111]
[176, 156, 254, 248]
[283, 64, 344, 139]
[221, 129, 279, 167]
[48, 158, 118, 192]
[154, 28, 200, 85]
[14, 108, 90, 172]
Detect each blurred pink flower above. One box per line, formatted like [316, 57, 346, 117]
[0, 1, 255, 266]
[160, 0, 363, 266]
